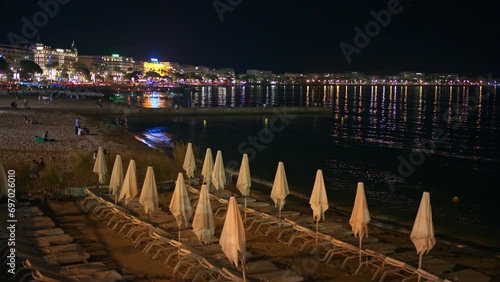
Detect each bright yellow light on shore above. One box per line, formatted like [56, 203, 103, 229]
[143, 61, 173, 77]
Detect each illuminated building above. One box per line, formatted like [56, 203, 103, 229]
[143, 58, 174, 77]
[0, 44, 33, 70]
[31, 41, 78, 77]
[79, 54, 135, 72]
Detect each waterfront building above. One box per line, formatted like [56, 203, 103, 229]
[30, 41, 78, 79]
[0, 44, 33, 71]
[79, 54, 135, 71]
[143, 58, 175, 77]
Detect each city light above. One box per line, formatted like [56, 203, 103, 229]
[151, 58, 158, 62]
[112, 54, 120, 58]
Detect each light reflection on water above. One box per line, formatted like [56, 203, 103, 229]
[128, 85, 499, 247]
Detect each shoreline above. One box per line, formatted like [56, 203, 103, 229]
[121, 112, 500, 253]
[1, 95, 500, 280]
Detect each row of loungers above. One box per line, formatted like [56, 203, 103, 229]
[0, 203, 123, 282]
[231, 191, 491, 282]
[81, 188, 305, 281]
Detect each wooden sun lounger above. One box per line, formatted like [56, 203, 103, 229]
[16, 218, 56, 230]
[220, 263, 304, 282]
[32, 268, 123, 282]
[189, 257, 222, 281]
[15, 234, 74, 248]
[13, 248, 90, 265]
[21, 227, 65, 237]
[376, 250, 455, 282]
[218, 267, 263, 282]
[5, 242, 84, 256]
[24, 259, 109, 275]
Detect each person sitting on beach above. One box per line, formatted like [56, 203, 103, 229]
[41, 131, 54, 142]
[10, 101, 17, 109]
[78, 126, 90, 136]
[31, 117, 40, 125]
[39, 157, 45, 169]
[24, 116, 30, 124]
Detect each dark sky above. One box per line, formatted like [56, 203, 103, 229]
[1, 0, 498, 77]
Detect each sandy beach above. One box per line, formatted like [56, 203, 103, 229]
[1, 94, 499, 281]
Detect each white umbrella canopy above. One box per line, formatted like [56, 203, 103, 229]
[270, 162, 290, 232]
[118, 159, 138, 205]
[139, 166, 159, 216]
[201, 148, 214, 186]
[309, 169, 329, 244]
[410, 192, 436, 282]
[236, 154, 251, 197]
[109, 154, 124, 200]
[0, 162, 8, 199]
[192, 184, 215, 245]
[212, 150, 226, 192]
[93, 146, 108, 185]
[169, 172, 193, 242]
[349, 182, 371, 263]
[183, 142, 197, 180]
[220, 196, 246, 280]
[236, 154, 252, 220]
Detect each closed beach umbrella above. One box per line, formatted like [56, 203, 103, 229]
[201, 148, 214, 186]
[410, 192, 436, 282]
[236, 154, 251, 219]
[93, 146, 107, 185]
[270, 162, 289, 233]
[118, 159, 138, 205]
[109, 154, 124, 203]
[192, 184, 215, 245]
[139, 166, 159, 216]
[169, 172, 193, 242]
[183, 142, 196, 180]
[349, 182, 371, 263]
[309, 169, 329, 245]
[0, 162, 8, 199]
[220, 196, 246, 281]
[212, 150, 226, 192]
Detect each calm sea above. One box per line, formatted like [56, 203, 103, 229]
[123, 84, 500, 250]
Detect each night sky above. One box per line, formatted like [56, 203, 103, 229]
[1, 0, 498, 77]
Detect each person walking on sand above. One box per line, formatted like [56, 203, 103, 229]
[75, 117, 80, 135]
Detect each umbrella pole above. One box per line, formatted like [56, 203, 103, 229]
[315, 218, 319, 247]
[178, 223, 181, 260]
[418, 252, 423, 282]
[359, 237, 362, 264]
[278, 206, 282, 235]
[244, 196, 247, 222]
[242, 259, 246, 282]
